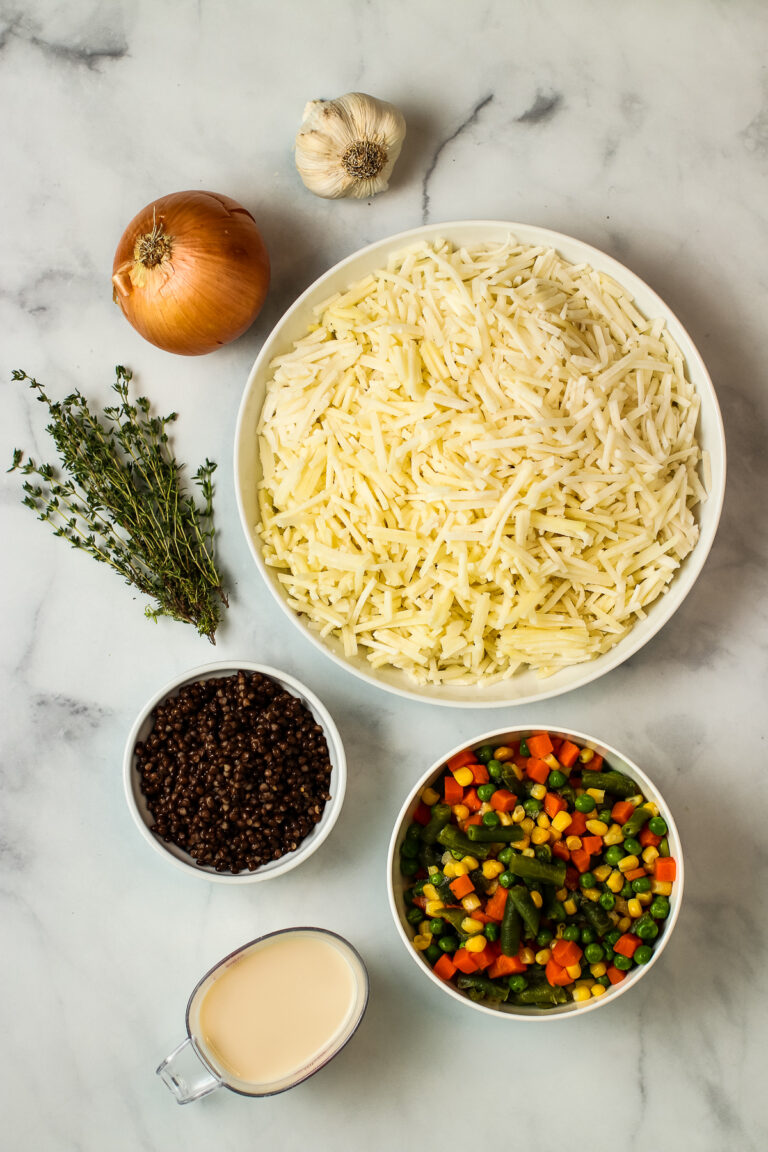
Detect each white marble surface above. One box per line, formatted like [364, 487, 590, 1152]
[2, 1, 767, 1147]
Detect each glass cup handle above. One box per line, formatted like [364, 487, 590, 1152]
[157, 1037, 222, 1104]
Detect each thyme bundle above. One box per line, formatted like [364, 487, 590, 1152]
[10, 366, 227, 642]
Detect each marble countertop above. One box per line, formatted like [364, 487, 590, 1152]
[2, 1, 767, 1148]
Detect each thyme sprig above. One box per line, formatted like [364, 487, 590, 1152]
[9, 366, 228, 643]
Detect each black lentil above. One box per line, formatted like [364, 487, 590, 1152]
[134, 670, 332, 873]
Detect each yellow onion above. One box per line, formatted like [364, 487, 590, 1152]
[112, 191, 270, 356]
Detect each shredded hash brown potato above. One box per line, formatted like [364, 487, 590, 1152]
[257, 237, 707, 685]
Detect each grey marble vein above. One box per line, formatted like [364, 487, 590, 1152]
[421, 93, 494, 222]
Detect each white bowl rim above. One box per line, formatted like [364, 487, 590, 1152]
[234, 218, 726, 708]
[386, 723, 684, 1020]
[122, 660, 347, 883]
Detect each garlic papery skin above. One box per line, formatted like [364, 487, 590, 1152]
[295, 92, 406, 199]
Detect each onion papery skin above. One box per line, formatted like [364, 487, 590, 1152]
[112, 191, 270, 356]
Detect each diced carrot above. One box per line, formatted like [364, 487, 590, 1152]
[614, 933, 640, 959]
[526, 758, 550, 785]
[544, 791, 568, 818]
[449, 874, 475, 900]
[558, 740, 580, 768]
[568, 811, 587, 836]
[639, 827, 662, 848]
[490, 788, 517, 813]
[463, 787, 482, 812]
[465, 813, 483, 827]
[411, 895, 426, 910]
[590, 753, 603, 772]
[611, 800, 635, 824]
[550, 736, 563, 754]
[447, 749, 477, 773]
[432, 953, 457, 981]
[473, 940, 501, 970]
[513, 754, 529, 772]
[527, 732, 554, 759]
[488, 953, 527, 978]
[582, 835, 603, 856]
[452, 948, 480, 974]
[545, 958, 573, 986]
[412, 802, 431, 825]
[655, 857, 677, 883]
[444, 777, 463, 806]
[470, 910, 494, 925]
[571, 848, 591, 873]
[551, 938, 583, 968]
[552, 841, 570, 862]
[606, 965, 626, 985]
[565, 866, 580, 890]
[470, 762, 490, 785]
[484, 886, 508, 922]
[624, 867, 647, 881]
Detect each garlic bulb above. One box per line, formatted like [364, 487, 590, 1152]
[295, 92, 406, 199]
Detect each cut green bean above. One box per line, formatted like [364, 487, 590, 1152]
[466, 824, 524, 844]
[420, 803, 452, 845]
[512, 984, 568, 1006]
[503, 854, 566, 887]
[621, 805, 653, 838]
[582, 899, 613, 938]
[581, 770, 638, 798]
[457, 974, 508, 1002]
[508, 885, 540, 938]
[436, 825, 491, 860]
[500, 894, 522, 957]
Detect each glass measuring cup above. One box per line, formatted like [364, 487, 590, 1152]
[157, 927, 369, 1103]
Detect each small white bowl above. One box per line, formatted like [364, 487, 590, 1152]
[235, 220, 726, 709]
[123, 661, 346, 882]
[387, 725, 683, 1019]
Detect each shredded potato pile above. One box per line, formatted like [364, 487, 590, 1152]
[257, 237, 706, 685]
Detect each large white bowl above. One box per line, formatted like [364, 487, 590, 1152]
[387, 725, 683, 1019]
[123, 661, 346, 883]
[235, 221, 726, 707]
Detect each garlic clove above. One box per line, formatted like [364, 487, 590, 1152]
[295, 92, 406, 200]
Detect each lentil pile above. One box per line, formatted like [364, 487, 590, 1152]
[134, 670, 332, 873]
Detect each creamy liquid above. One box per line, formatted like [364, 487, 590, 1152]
[195, 933, 357, 1088]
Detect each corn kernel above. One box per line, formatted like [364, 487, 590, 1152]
[419, 921, 432, 936]
[618, 916, 632, 932]
[465, 934, 488, 953]
[555, 923, 566, 939]
[627, 898, 643, 918]
[619, 854, 640, 873]
[642, 846, 660, 866]
[645, 802, 660, 817]
[462, 893, 481, 912]
[425, 901, 444, 916]
[461, 917, 484, 935]
[441, 850, 453, 865]
[590, 962, 607, 977]
[452, 803, 470, 822]
[572, 985, 592, 1003]
[427, 865, 439, 875]
[482, 860, 504, 880]
[530, 783, 547, 801]
[522, 848, 536, 858]
[531, 827, 551, 846]
[544, 754, 560, 770]
[651, 879, 673, 896]
[535, 948, 552, 965]
[566, 835, 583, 852]
[536, 813, 551, 829]
[627, 795, 644, 807]
[607, 869, 624, 893]
[586, 788, 605, 803]
[550, 828, 562, 843]
[593, 864, 611, 882]
[603, 824, 624, 846]
[637, 893, 652, 906]
[512, 805, 526, 824]
[508, 762, 524, 781]
[487, 879, 499, 895]
[579, 747, 594, 764]
[551, 810, 573, 833]
[454, 767, 474, 787]
[498, 811, 513, 827]
[582, 888, 601, 902]
[566, 963, 582, 980]
[585, 819, 608, 836]
[494, 746, 514, 761]
[421, 786, 440, 806]
[463, 856, 480, 872]
[615, 897, 629, 915]
[453, 861, 469, 877]
[519, 947, 535, 965]
[443, 861, 459, 879]
[563, 898, 577, 916]
[591, 983, 607, 998]
[479, 801, 492, 816]
[521, 817, 535, 834]
[608, 911, 620, 925]
[515, 836, 531, 850]
[413, 934, 431, 951]
[530, 890, 543, 909]
[555, 888, 568, 901]
[423, 883, 439, 901]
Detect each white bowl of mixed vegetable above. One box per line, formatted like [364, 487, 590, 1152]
[387, 727, 682, 1018]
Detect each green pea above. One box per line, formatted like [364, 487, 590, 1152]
[599, 891, 615, 911]
[487, 761, 503, 780]
[598, 808, 612, 824]
[580, 871, 596, 890]
[605, 930, 621, 948]
[523, 798, 542, 816]
[562, 924, 580, 942]
[519, 739, 530, 757]
[485, 923, 499, 943]
[400, 857, 419, 877]
[612, 954, 632, 971]
[650, 897, 670, 920]
[584, 943, 604, 964]
[425, 943, 442, 965]
[574, 794, 596, 813]
[499, 871, 514, 888]
[429, 918, 444, 935]
[659, 836, 670, 857]
[534, 844, 553, 863]
[648, 816, 668, 836]
[548, 901, 566, 923]
[634, 945, 653, 965]
[406, 906, 423, 926]
[632, 877, 652, 894]
[438, 935, 457, 953]
[536, 928, 554, 947]
[508, 974, 528, 993]
[623, 837, 642, 856]
[476, 745, 495, 764]
[548, 769, 567, 788]
[596, 974, 611, 988]
[580, 927, 596, 945]
[477, 783, 496, 802]
[400, 838, 419, 859]
[604, 845, 625, 866]
[636, 918, 659, 941]
[498, 846, 514, 864]
[482, 810, 500, 828]
[405, 823, 421, 843]
[620, 882, 633, 900]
